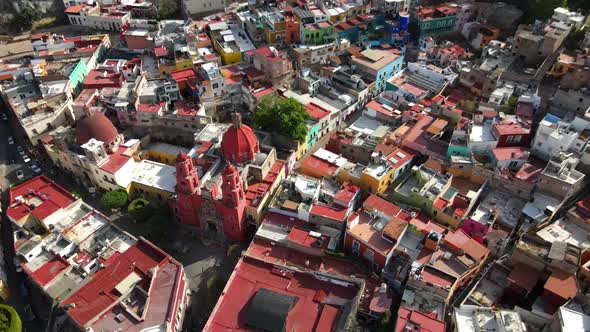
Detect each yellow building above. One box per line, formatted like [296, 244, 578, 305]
[339, 161, 394, 196]
[141, 143, 190, 166]
[159, 61, 177, 77]
[175, 57, 193, 71]
[340, 149, 414, 196]
[127, 159, 176, 206]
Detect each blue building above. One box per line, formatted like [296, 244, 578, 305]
[350, 48, 405, 95]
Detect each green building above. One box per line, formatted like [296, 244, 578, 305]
[411, 5, 457, 39]
[302, 21, 336, 45]
[68, 59, 87, 96]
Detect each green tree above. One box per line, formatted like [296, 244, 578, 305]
[255, 96, 310, 143]
[9, 6, 42, 30]
[158, 0, 179, 20]
[146, 214, 168, 243]
[376, 310, 393, 332]
[564, 27, 587, 51]
[0, 304, 22, 332]
[128, 198, 153, 222]
[525, 0, 568, 23]
[100, 190, 128, 211]
[458, 99, 477, 113]
[507, 96, 519, 109]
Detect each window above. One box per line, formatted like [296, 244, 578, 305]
[213, 83, 219, 89]
[352, 240, 360, 256]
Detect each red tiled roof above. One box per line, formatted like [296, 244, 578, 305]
[492, 147, 528, 161]
[245, 46, 284, 60]
[252, 86, 275, 99]
[421, 267, 455, 288]
[363, 194, 401, 218]
[170, 68, 197, 82]
[493, 122, 530, 136]
[544, 270, 579, 300]
[29, 256, 70, 287]
[99, 147, 132, 174]
[310, 204, 347, 221]
[433, 197, 448, 210]
[137, 102, 165, 113]
[154, 46, 168, 57]
[305, 103, 330, 120]
[396, 307, 446, 332]
[366, 100, 395, 117]
[410, 218, 445, 235]
[383, 217, 407, 242]
[301, 155, 339, 178]
[246, 237, 379, 313]
[62, 239, 181, 328]
[65, 4, 88, 14]
[444, 229, 488, 261]
[204, 255, 358, 331]
[574, 197, 590, 223]
[401, 83, 427, 97]
[386, 148, 414, 168]
[333, 182, 359, 207]
[287, 226, 328, 249]
[7, 176, 77, 223]
[83, 70, 123, 89]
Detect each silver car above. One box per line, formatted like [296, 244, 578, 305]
[30, 164, 41, 174]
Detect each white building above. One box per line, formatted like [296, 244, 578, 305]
[66, 4, 131, 32]
[532, 114, 589, 161]
[552, 7, 585, 29]
[182, 0, 225, 17]
[453, 305, 525, 332]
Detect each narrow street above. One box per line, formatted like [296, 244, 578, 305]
[0, 107, 42, 330]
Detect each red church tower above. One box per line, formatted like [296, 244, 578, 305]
[173, 152, 202, 228]
[215, 165, 247, 240]
[170, 112, 259, 241]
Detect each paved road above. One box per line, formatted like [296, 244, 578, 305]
[0, 107, 36, 189]
[0, 107, 43, 330]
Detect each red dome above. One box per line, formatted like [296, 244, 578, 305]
[177, 152, 190, 162]
[221, 113, 259, 164]
[76, 112, 118, 145]
[225, 164, 237, 174]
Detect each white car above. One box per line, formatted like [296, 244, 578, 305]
[30, 164, 41, 174]
[2, 114, 7, 121]
[13, 257, 22, 273]
[16, 170, 24, 180]
[23, 156, 31, 163]
[8, 136, 14, 144]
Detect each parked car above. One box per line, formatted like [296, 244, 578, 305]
[16, 145, 23, 152]
[13, 257, 22, 273]
[22, 304, 35, 322]
[23, 155, 31, 163]
[2, 113, 7, 121]
[16, 170, 24, 180]
[30, 164, 41, 174]
[8, 136, 14, 144]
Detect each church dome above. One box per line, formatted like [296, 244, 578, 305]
[221, 113, 259, 164]
[76, 112, 119, 146]
[177, 152, 190, 162]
